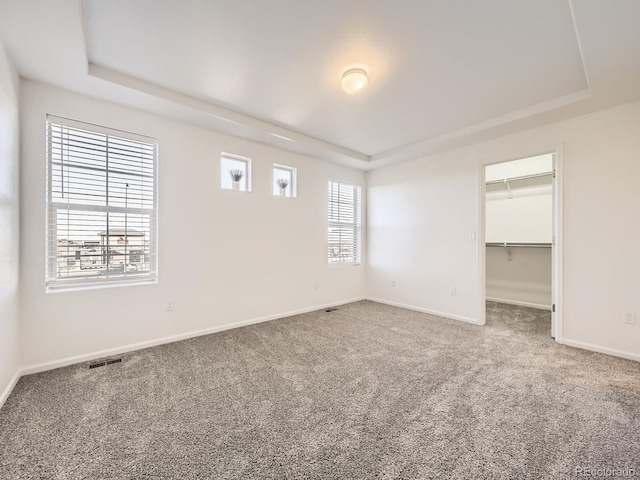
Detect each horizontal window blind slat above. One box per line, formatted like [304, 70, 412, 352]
[48, 114, 157, 144]
[51, 160, 155, 179]
[49, 202, 154, 214]
[49, 145, 155, 162]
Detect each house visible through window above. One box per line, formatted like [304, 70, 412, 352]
[46, 115, 158, 290]
[328, 180, 362, 265]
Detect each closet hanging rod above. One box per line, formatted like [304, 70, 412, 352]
[486, 242, 552, 248]
[485, 171, 553, 185]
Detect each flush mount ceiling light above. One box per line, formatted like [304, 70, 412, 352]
[341, 69, 368, 94]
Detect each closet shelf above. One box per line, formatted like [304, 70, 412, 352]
[486, 242, 552, 248]
[485, 171, 553, 185]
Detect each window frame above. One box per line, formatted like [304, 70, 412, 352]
[327, 179, 362, 266]
[45, 115, 159, 292]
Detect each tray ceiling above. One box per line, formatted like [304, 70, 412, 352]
[0, 0, 638, 169]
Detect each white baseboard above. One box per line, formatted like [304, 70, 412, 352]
[20, 297, 366, 376]
[562, 338, 640, 363]
[486, 296, 551, 311]
[366, 297, 482, 325]
[8, 298, 639, 408]
[0, 370, 21, 410]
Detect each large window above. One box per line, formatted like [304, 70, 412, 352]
[46, 115, 158, 291]
[328, 180, 362, 265]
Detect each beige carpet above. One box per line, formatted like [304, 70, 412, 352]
[1, 300, 639, 479]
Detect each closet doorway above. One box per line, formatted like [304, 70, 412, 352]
[481, 152, 562, 340]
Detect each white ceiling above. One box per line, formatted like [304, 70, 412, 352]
[0, 0, 639, 170]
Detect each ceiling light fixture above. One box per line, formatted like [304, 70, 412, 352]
[341, 69, 368, 94]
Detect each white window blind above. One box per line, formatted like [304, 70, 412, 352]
[328, 180, 361, 265]
[46, 115, 158, 291]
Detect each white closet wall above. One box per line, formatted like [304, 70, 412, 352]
[485, 154, 552, 309]
[486, 184, 552, 244]
[486, 247, 552, 308]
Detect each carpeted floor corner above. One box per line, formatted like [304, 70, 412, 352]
[1, 300, 639, 479]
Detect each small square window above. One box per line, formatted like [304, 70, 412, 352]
[273, 164, 296, 197]
[221, 154, 251, 192]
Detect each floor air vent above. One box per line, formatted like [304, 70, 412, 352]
[89, 358, 122, 370]
[325, 307, 339, 313]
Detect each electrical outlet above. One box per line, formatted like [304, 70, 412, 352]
[391, 278, 396, 287]
[450, 286, 457, 296]
[314, 281, 320, 290]
[623, 312, 635, 325]
[166, 299, 174, 312]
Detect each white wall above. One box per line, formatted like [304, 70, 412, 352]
[0, 40, 20, 405]
[368, 99, 640, 360]
[486, 246, 551, 309]
[485, 182, 553, 244]
[20, 80, 366, 369]
[367, 152, 480, 323]
[485, 154, 553, 244]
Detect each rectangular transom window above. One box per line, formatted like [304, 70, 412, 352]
[46, 115, 158, 291]
[273, 164, 296, 197]
[328, 180, 362, 265]
[221, 153, 251, 191]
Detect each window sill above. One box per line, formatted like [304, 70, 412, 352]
[46, 277, 157, 294]
[221, 188, 252, 193]
[328, 262, 361, 268]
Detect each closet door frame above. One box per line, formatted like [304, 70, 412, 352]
[551, 146, 564, 342]
[477, 146, 564, 343]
